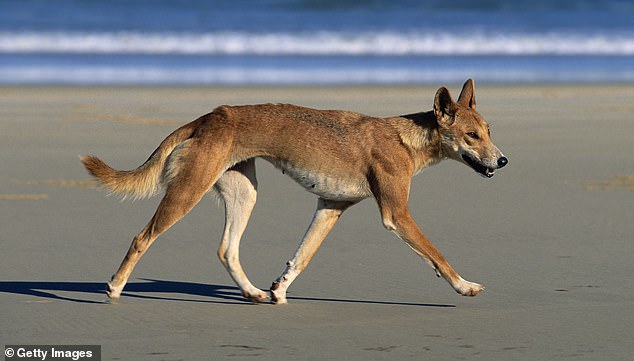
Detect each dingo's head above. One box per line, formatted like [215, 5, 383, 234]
[433, 79, 508, 178]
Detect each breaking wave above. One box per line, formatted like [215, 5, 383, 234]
[2, 30, 633, 56]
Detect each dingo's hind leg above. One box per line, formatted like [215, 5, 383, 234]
[107, 139, 231, 300]
[214, 159, 268, 303]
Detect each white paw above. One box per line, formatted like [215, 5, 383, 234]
[454, 278, 485, 297]
[270, 281, 288, 304]
[106, 280, 123, 299]
[242, 288, 269, 303]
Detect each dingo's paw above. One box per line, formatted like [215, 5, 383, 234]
[106, 280, 123, 299]
[242, 289, 269, 304]
[270, 281, 288, 305]
[455, 278, 485, 297]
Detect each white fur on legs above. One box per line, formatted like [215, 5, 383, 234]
[452, 276, 485, 297]
[270, 199, 352, 304]
[106, 275, 124, 299]
[215, 160, 268, 303]
[270, 263, 300, 304]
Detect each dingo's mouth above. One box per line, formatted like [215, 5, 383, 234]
[462, 154, 495, 178]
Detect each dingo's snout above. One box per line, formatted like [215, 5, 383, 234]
[460, 153, 508, 178]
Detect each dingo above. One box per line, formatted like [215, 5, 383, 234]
[81, 79, 507, 304]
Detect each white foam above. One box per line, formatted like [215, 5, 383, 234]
[1, 30, 633, 55]
[2, 64, 632, 85]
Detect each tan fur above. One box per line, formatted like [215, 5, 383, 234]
[82, 79, 507, 303]
[81, 119, 202, 199]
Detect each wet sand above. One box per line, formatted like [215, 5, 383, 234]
[1, 84, 633, 360]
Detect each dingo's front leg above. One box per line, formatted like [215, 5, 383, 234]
[270, 199, 353, 304]
[382, 205, 484, 296]
[373, 172, 484, 297]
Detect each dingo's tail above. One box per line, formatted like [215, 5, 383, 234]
[80, 121, 197, 199]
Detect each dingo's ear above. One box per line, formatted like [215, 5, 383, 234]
[434, 86, 456, 125]
[457, 78, 476, 109]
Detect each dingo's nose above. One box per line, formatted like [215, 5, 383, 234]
[497, 157, 508, 168]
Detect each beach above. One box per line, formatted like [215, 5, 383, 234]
[1, 84, 633, 360]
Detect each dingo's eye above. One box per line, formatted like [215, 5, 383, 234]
[467, 132, 479, 140]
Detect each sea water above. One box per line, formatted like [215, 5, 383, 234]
[1, 0, 632, 85]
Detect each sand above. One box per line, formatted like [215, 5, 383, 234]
[1, 84, 633, 360]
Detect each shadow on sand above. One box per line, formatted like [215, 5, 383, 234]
[0, 279, 455, 308]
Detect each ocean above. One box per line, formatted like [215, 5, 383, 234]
[1, 0, 633, 85]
